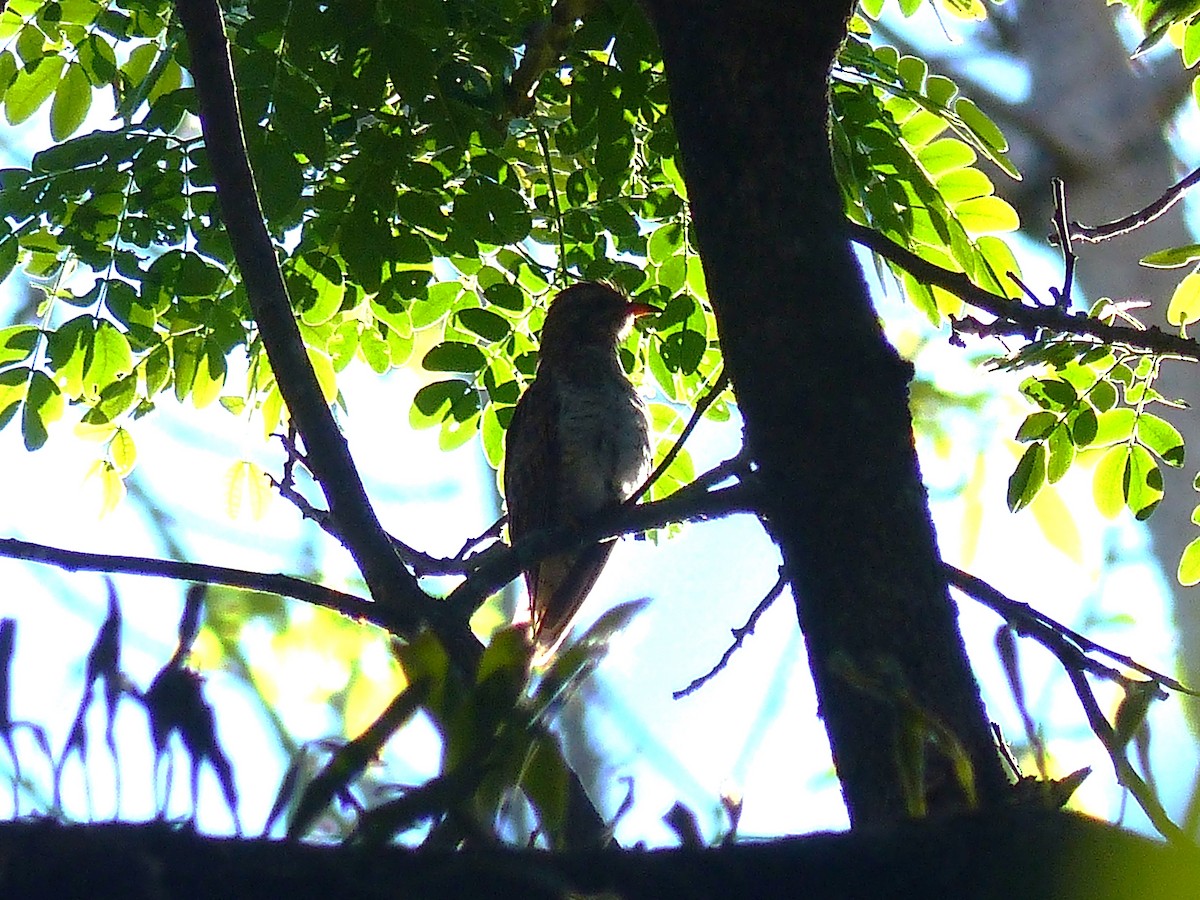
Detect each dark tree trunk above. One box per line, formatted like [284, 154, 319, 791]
[637, 0, 1009, 823]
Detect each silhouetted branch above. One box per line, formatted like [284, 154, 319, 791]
[446, 482, 758, 620]
[673, 567, 787, 699]
[946, 565, 1194, 696]
[945, 564, 1192, 846]
[1049, 177, 1076, 312]
[176, 0, 450, 650]
[505, 0, 592, 118]
[848, 221, 1200, 361]
[1059, 163, 1200, 245]
[0, 538, 401, 632]
[630, 368, 731, 504]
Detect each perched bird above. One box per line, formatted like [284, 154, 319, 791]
[504, 281, 657, 656]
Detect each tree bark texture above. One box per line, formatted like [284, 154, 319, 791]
[637, 1, 1009, 823]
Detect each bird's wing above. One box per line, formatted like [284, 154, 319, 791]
[504, 375, 561, 603]
[534, 539, 614, 655]
[504, 374, 618, 650]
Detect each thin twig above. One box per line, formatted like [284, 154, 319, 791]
[629, 367, 731, 504]
[535, 125, 568, 275]
[1062, 664, 1189, 846]
[1059, 164, 1200, 245]
[673, 568, 787, 699]
[0, 538, 396, 631]
[1049, 177, 1076, 312]
[945, 564, 1193, 846]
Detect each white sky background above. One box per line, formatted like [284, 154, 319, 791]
[0, 2, 1197, 845]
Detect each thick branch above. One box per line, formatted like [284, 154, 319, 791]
[848, 221, 1200, 361]
[174, 0, 481, 667]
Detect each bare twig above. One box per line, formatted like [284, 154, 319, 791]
[630, 368, 731, 505]
[1049, 177, 1076, 312]
[849, 220, 1200, 361]
[453, 518, 505, 563]
[0, 538, 400, 632]
[945, 564, 1192, 846]
[1062, 664, 1189, 846]
[673, 568, 787, 699]
[1059, 163, 1200, 245]
[945, 565, 1194, 696]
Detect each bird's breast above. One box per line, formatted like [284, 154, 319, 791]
[554, 371, 651, 515]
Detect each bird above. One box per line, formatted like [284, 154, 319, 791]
[503, 281, 657, 657]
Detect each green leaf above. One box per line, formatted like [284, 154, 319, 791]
[22, 369, 62, 450]
[1093, 408, 1136, 446]
[1140, 243, 1200, 269]
[1025, 378, 1077, 411]
[1007, 441, 1045, 512]
[1046, 425, 1075, 484]
[422, 341, 486, 373]
[1070, 405, 1098, 447]
[954, 97, 1007, 153]
[1179, 536, 1200, 586]
[6, 55, 65, 125]
[410, 379, 472, 428]
[1015, 411, 1056, 442]
[0, 367, 29, 431]
[953, 196, 1019, 234]
[1090, 379, 1117, 413]
[191, 341, 227, 409]
[173, 334, 201, 402]
[109, 427, 137, 476]
[50, 61, 91, 140]
[457, 307, 511, 342]
[1137, 413, 1185, 467]
[1167, 271, 1200, 327]
[0, 325, 38, 366]
[1093, 445, 1129, 519]
[1126, 444, 1164, 520]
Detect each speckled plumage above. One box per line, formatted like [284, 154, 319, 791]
[504, 282, 655, 654]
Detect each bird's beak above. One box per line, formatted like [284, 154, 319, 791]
[627, 301, 660, 318]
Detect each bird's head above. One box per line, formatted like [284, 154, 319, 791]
[538, 282, 659, 361]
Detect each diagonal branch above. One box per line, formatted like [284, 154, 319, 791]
[175, 0, 479, 668]
[945, 565, 1194, 696]
[0, 538, 396, 632]
[672, 566, 787, 699]
[504, 0, 593, 118]
[1060, 163, 1200, 245]
[629, 368, 731, 505]
[945, 565, 1192, 846]
[848, 221, 1200, 361]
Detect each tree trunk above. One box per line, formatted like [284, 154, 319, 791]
[637, 0, 1008, 824]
